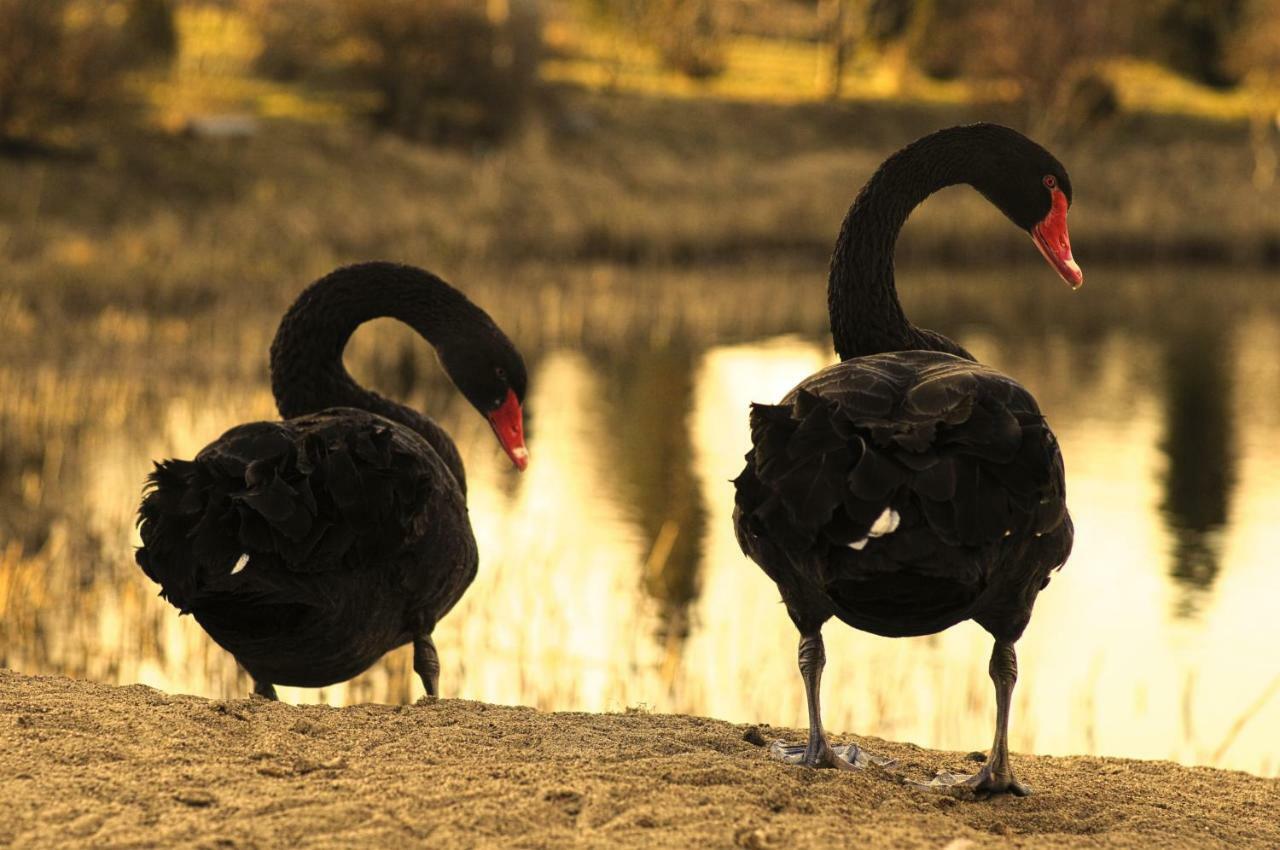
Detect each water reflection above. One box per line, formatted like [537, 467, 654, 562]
[596, 345, 706, 655]
[1158, 318, 1235, 614]
[2, 266, 1279, 778]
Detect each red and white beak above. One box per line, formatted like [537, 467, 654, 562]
[1032, 188, 1083, 289]
[486, 389, 529, 471]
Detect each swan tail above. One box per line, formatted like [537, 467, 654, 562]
[135, 418, 431, 613]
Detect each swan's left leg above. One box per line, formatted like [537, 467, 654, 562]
[769, 630, 894, 770]
[252, 679, 278, 701]
[919, 639, 1031, 796]
[413, 633, 441, 698]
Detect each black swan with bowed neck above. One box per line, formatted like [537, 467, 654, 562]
[136, 262, 529, 700]
[733, 125, 1081, 795]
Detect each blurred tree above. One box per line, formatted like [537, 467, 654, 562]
[651, 0, 726, 79]
[902, 0, 970, 81]
[1229, 0, 1280, 187]
[864, 0, 912, 44]
[819, 0, 939, 99]
[902, 0, 1129, 139]
[244, 0, 341, 82]
[820, 0, 859, 98]
[347, 0, 539, 141]
[1136, 0, 1246, 88]
[583, 0, 726, 80]
[248, 0, 542, 144]
[815, 0, 945, 98]
[125, 0, 179, 67]
[0, 0, 174, 146]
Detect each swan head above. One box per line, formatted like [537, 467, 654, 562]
[439, 327, 529, 471]
[963, 124, 1082, 289]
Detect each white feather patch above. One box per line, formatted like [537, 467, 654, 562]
[231, 553, 250, 575]
[869, 507, 901, 537]
[847, 508, 901, 550]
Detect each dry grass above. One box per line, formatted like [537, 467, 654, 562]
[1, 89, 1277, 327]
[3, 2, 1273, 287]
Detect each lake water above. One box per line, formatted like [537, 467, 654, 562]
[2, 262, 1278, 777]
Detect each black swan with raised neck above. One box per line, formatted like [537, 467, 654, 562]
[733, 124, 1080, 795]
[136, 262, 528, 700]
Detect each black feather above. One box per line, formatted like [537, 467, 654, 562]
[733, 351, 1072, 640]
[135, 409, 478, 688]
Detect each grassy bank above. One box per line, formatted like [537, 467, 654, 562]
[1, 88, 1277, 314]
[3, 669, 1278, 849]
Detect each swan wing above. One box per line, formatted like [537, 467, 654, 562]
[135, 410, 445, 613]
[733, 352, 1071, 632]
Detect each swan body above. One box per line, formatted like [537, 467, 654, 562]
[136, 262, 528, 698]
[733, 125, 1081, 794]
[735, 352, 1071, 641]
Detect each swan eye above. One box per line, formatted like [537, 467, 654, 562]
[1043, 175, 1057, 189]
[495, 366, 507, 381]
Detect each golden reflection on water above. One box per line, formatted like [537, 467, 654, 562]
[678, 332, 1279, 774]
[2, 268, 1279, 777]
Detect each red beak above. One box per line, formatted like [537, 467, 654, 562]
[1031, 188, 1083, 290]
[486, 389, 528, 471]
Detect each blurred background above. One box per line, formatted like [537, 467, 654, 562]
[2, 0, 1279, 777]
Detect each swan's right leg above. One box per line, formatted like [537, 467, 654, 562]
[252, 679, 278, 701]
[769, 631, 894, 771]
[914, 640, 1031, 796]
[413, 634, 441, 698]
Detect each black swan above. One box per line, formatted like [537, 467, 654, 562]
[136, 262, 528, 700]
[732, 125, 1080, 795]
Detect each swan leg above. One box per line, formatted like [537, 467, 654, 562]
[769, 631, 894, 771]
[916, 640, 1031, 797]
[413, 633, 441, 698]
[252, 679, 278, 701]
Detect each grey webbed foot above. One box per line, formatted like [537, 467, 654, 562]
[906, 640, 1031, 798]
[775, 630, 898, 773]
[769, 740, 896, 771]
[911, 764, 1031, 797]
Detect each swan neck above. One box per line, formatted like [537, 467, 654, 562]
[268, 263, 478, 489]
[270, 265, 469, 416]
[827, 132, 968, 360]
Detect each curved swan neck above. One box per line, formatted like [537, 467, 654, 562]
[828, 127, 980, 361]
[269, 262, 482, 488]
[271, 263, 476, 415]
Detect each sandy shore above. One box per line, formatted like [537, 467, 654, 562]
[2, 669, 1277, 849]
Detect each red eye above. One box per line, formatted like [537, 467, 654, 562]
[1043, 175, 1057, 189]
